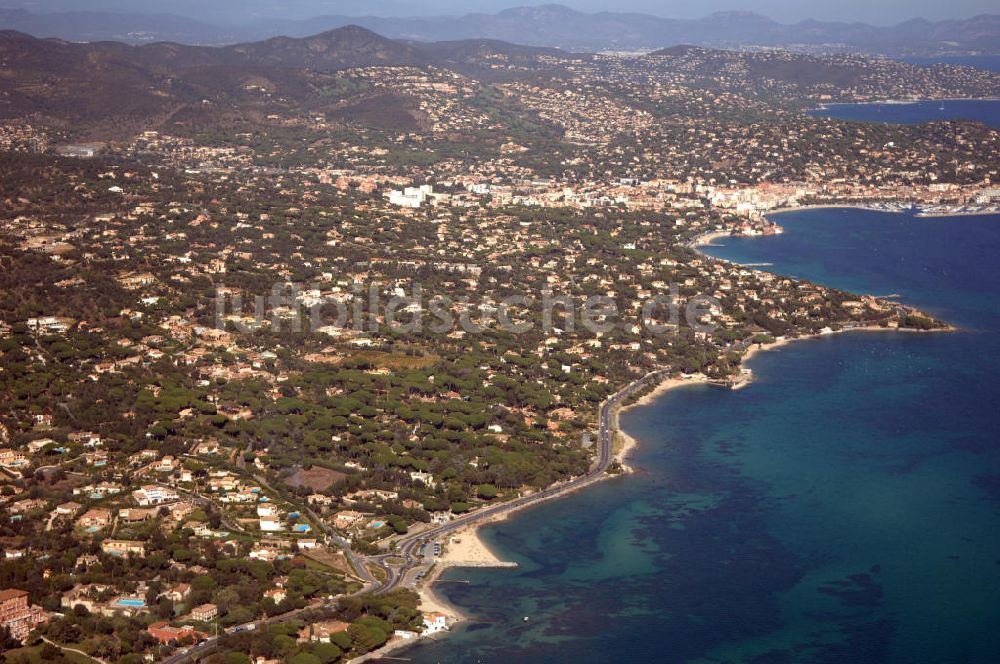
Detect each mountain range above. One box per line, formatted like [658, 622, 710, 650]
[1, 4, 998, 55]
[0, 24, 583, 131]
[6, 20, 999, 141]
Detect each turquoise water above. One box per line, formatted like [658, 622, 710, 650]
[401, 209, 1000, 664]
[115, 598, 146, 607]
[808, 99, 1000, 130]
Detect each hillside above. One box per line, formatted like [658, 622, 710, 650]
[2, 25, 999, 140]
[0, 26, 435, 128]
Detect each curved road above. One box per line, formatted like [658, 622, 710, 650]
[159, 369, 669, 663]
[367, 368, 672, 594]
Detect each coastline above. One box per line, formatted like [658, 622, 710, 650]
[808, 95, 1000, 114]
[357, 330, 951, 664]
[688, 229, 732, 248]
[349, 516, 517, 663]
[364, 204, 958, 662]
[762, 203, 1000, 223]
[915, 209, 1000, 218]
[689, 204, 999, 253]
[609, 323, 953, 466]
[417, 515, 517, 620]
[362, 375, 721, 662]
[763, 203, 890, 219]
[694, 203, 959, 380]
[607, 323, 955, 480]
[354, 365, 693, 661]
[614, 374, 711, 468]
[739, 324, 953, 367]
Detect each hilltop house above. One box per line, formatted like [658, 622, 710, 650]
[132, 485, 179, 506]
[77, 509, 112, 530]
[101, 539, 146, 558]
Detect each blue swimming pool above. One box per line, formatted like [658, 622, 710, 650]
[114, 598, 146, 608]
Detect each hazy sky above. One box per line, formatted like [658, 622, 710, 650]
[5, 0, 996, 24]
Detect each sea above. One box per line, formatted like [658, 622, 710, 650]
[398, 208, 1000, 664]
[809, 57, 1000, 130]
[807, 98, 1000, 130]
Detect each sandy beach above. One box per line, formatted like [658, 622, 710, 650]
[348, 525, 514, 663]
[613, 373, 711, 467]
[760, 203, 894, 224]
[358, 205, 958, 663]
[416, 516, 518, 619]
[689, 229, 732, 248]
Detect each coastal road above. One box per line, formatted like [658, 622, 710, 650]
[158, 369, 670, 664]
[159, 598, 334, 664]
[369, 367, 672, 594]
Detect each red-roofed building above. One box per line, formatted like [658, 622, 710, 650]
[299, 620, 351, 643]
[147, 622, 201, 645]
[423, 611, 448, 635]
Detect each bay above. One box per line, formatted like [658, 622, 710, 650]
[807, 98, 1000, 130]
[399, 208, 1000, 664]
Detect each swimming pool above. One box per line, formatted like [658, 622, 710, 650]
[114, 598, 146, 608]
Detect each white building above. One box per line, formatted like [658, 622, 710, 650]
[410, 471, 437, 487]
[422, 612, 448, 635]
[388, 185, 433, 208]
[259, 517, 283, 532]
[26, 316, 72, 333]
[132, 485, 179, 506]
